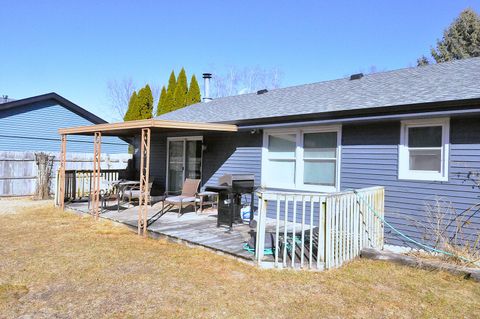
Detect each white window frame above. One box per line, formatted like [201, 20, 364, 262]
[261, 125, 341, 192]
[398, 118, 449, 182]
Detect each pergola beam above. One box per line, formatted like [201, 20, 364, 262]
[92, 132, 102, 219]
[59, 134, 67, 210]
[138, 128, 151, 236]
[58, 119, 237, 135]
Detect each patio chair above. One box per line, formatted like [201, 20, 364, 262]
[99, 180, 116, 211]
[120, 179, 154, 208]
[164, 178, 201, 215]
[147, 178, 201, 226]
[89, 180, 115, 211]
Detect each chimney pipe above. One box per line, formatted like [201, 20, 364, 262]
[202, 73, 212, 103]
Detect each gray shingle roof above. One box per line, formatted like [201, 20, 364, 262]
[157, 57, 480, 123]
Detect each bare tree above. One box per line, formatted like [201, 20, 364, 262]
[106, 78, 136, 120]
[150, 84, 161, 110]
[210, 66, 283, 98]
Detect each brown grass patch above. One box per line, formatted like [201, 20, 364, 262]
[0, 284, 29, 303]
[0, 199, 479, 318]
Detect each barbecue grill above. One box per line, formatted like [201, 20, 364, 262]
[205, 174, 255, 228]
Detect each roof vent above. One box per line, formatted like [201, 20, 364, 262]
[257, 89, 268, 95]
[350, 73, 364, 80]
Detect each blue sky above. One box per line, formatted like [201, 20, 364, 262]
[1, 0, 479, 121]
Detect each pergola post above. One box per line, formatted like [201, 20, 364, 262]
[138, 128, 151, 236]
[59, 134, 67, 210]
[92, 132, 102, 219]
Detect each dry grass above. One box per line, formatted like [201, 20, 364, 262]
[0, 200, 479, 319]
[408, 198, 480, 267]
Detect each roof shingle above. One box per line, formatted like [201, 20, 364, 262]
[156, 57, 480, 123]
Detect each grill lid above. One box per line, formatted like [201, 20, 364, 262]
[219, 174, 255, 186]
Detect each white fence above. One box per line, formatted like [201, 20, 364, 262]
[0, 151, 131, 197]
[254, 186, 384, 270]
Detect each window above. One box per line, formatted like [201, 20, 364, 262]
[262, 126, 341, 192]
[266, 134, 296, 187]
[399, 118, 449, 181]
[303, 132, 338, 186]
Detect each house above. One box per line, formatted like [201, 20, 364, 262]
[58, 58, 480, 250]
[0, 93, 129, 196]
[0, 92, 127, 153]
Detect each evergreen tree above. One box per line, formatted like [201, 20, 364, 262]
[156, 86, 167, 116]
[174, 68, 188, 109]
[123, 91, 138, 121]
[165, 88, 175, 113]
[416, 55, 430, 66]
[165, 71, 177, 112]
[418, 9, 480, 65]
[431, 9, 480, 63]
[136, 84, 154, 119]
[186, 74, 201, 106]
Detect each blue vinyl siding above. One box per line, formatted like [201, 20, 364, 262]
[133, 116, 480, 248]
[140, 133, 167, 186]
[341, 118, 480, 246]
[136, 131, 262, 192]
[202, 132, 262, 188]
[0, 100, 127, 153]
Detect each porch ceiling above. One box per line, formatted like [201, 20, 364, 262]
[58, 119, 238, 136]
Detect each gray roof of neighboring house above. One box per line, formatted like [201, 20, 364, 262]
[157, 57, 480, 124]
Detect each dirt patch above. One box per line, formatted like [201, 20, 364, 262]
[0, 198, 52, 215]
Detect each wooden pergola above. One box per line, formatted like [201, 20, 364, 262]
[58, 119, 237, 236]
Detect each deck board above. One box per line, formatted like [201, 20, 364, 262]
[65, 201, 323, 266]
[67, 201, 255, 260]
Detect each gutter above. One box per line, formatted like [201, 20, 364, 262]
[237, 107, 480, 130]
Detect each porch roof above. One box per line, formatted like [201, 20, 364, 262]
[58, 118, 238, 136]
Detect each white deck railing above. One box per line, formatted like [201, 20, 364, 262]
[254, 186, 384, 270]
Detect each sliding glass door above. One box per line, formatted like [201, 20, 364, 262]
[167, 137, 202, 193]
[167, 140, 184, 193]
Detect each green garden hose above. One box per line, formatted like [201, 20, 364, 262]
[353, 190, 479, 267]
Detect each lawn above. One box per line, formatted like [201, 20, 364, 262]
[0, 200, 479, 318]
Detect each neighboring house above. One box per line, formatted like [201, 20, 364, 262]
[0, 93, 129, 196]
[0, 92, 127, 153]
[58, 58, 480, 247]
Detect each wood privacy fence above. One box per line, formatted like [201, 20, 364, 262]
[254, 186, 385, 270]
[0, 151, 131, 197]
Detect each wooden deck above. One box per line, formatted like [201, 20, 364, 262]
[67, 201, 256, 261]
[64, 186, 385, 270]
